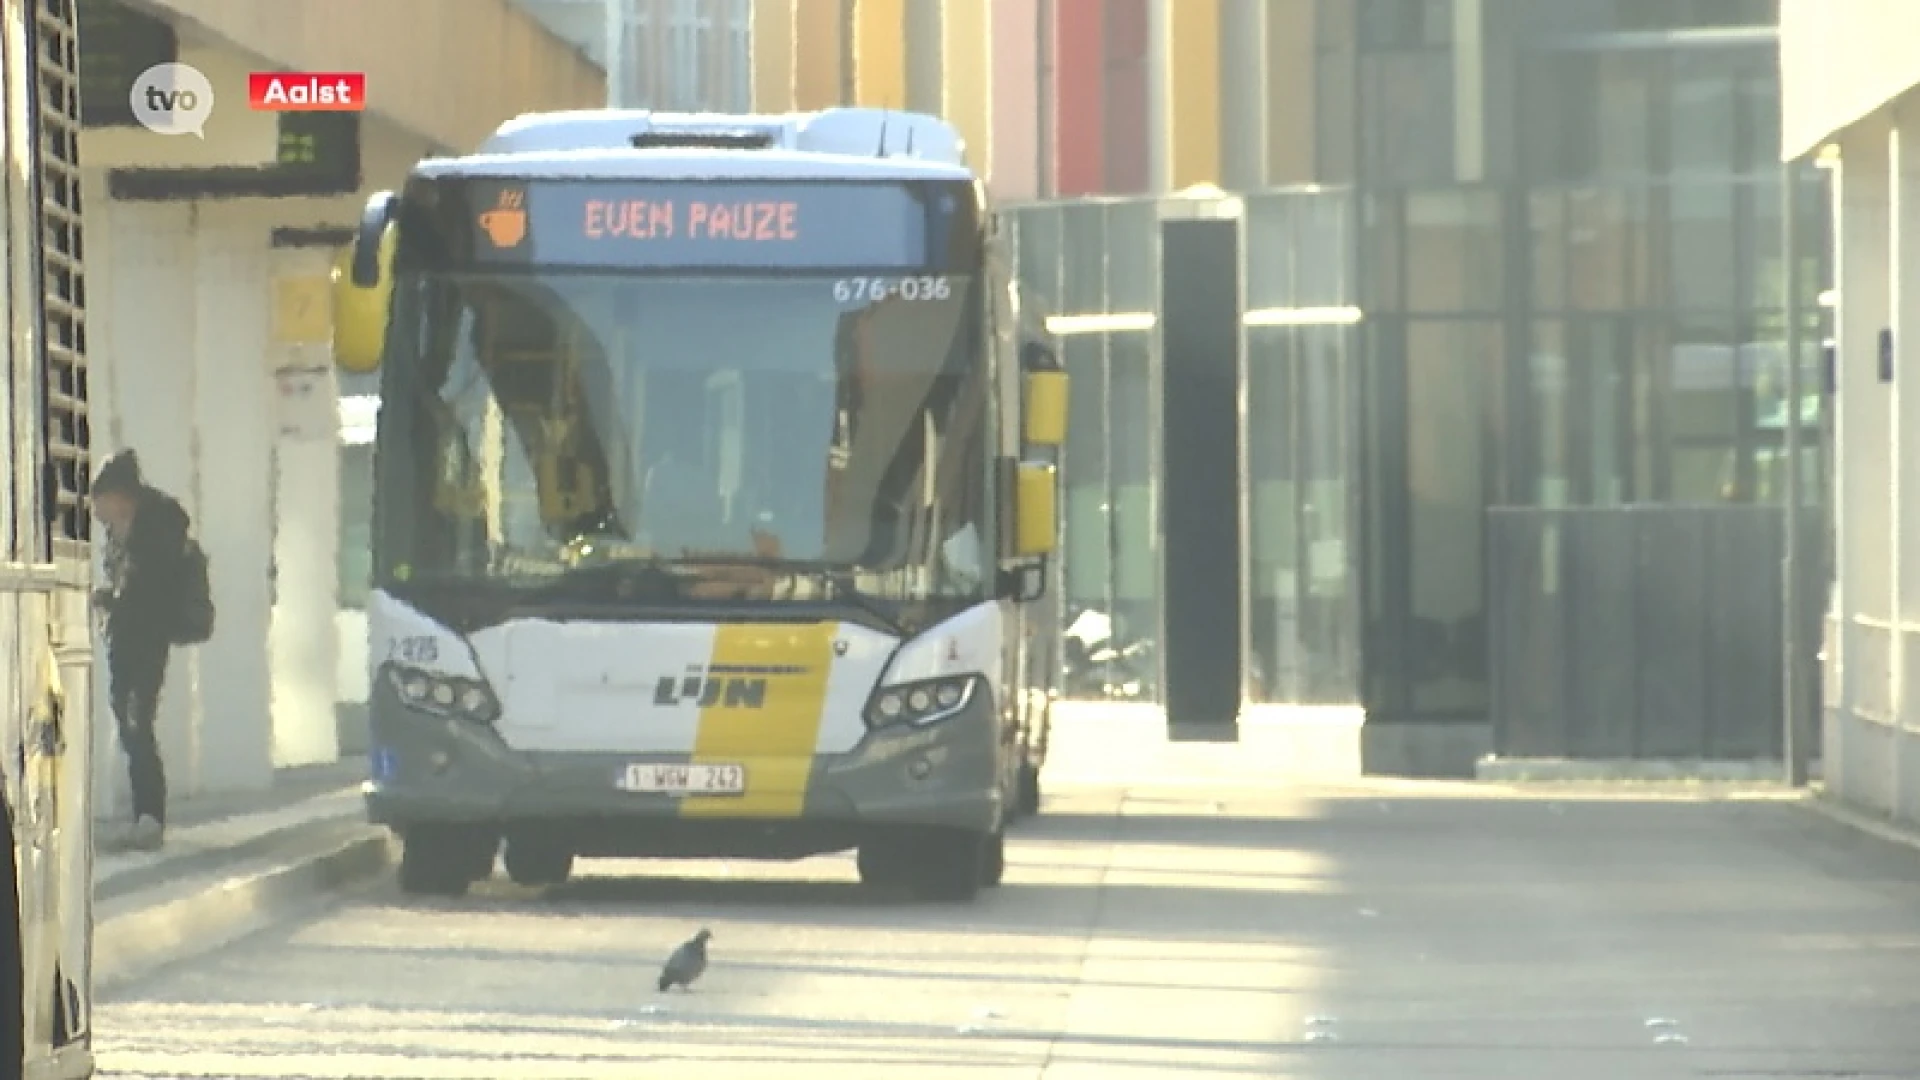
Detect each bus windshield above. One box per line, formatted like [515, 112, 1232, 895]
[373, 268, 993, 611]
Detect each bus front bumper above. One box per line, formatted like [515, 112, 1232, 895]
[361, 683, 1004, 856]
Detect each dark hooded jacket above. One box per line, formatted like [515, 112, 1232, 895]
[106, 486, 192, 648]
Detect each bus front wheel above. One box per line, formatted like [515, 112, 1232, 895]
[503, 840, 574, 888]
[860, 828, 993, 903]
[1015, 760, 1042, 818]
[397, 825, 495, 897]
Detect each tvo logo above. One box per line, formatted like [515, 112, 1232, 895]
[130, 62, 214, 138]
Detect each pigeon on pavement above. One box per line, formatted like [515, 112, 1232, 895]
[658, 928, 712, 992]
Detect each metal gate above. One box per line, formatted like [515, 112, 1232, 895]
[1488, 505, 1823, 761]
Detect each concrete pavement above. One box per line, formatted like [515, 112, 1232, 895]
[92, 756, 387, 992]
[84, 725, 1920, 1079]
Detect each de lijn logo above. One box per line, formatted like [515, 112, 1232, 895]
[130, 62, 214, 138]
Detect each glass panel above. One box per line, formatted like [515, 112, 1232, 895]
[1108, 333, 1159, 670]
[1529, 320, 1571, 506]
[1596, 50, 1654, 179]
[1405, 190, 1466, 313]
[1573, 318, 1631, 505]
[1518, 50, 1592, 184]
[1296, 193, 1353, 308]
[1361, 50, 1455, 186]
[1406, 320, 1489, 715]
[1360, 317, 1408, 716]
[1747, 173, 1784, 311]
[1460, 190, 1504, 313]
[1105, 199, 1158, 312]
[1246, 328, 1300, 703]
[1014, 206, 1062, 309]
[1669, 180, 1738, 311]
[1359, 0, 1451, 49]
[1530, 191, 1567, 311]
[1628, 316, 1668, 499]
[1316, 49, 1358, 185]
[1318, 0, 1356, 48]
[1062, 335, 1110, 616]
[1060, 202, 1107, 313]
[1567, 187, 1628, 310]
[1668, 51, 1738, 177]
[1665, 314, 1741, 502]
[1362, 194, 1402, 311]
[1744, 336, 1790, 503]
[1244, 194, 1296, 310]
[1738, 69, 1781, 174]
[1299, 324, 1360, 702]
[1620, 0, 1776, 29]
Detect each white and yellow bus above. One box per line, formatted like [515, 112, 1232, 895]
[333, 108, 1068, 903]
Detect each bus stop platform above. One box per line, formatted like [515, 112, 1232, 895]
[91, 757, 387, 993]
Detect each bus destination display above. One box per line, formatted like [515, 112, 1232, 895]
[467, 180, 944, 270]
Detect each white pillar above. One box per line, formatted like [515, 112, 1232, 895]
[190, 203, 276, 795]
[1893, 114, 1920, 818]
[1146, 0, 1172, 193]
[1833, 126, 1893, 810]
[268, 246, 343, 768]
[605, 0, 628, 108]
[85, 187, 207, 820]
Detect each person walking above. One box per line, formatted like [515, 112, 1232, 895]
[90, 450, 213, 852]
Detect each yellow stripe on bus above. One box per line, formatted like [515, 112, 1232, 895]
[681, 622, 838, 818]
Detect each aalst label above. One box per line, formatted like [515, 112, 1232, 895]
[248, 72, 367, 111]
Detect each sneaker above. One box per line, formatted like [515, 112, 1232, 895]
[126, 816, 164, 852]
[96, 821, 141, 854]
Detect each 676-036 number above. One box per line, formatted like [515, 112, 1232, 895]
[833, 276, 953, 303]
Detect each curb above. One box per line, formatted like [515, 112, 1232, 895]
[1795, 790, 1920, 855]
[94, 800, 365, 906]
[93, 825, 394, 994]
[1474, 757, 1786, 784]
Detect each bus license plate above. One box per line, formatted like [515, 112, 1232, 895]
[617, 763, 746, 796]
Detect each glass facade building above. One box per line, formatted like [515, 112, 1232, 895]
[1009, 0, 1831, 771]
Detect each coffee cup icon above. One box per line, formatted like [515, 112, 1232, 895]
[478, 189, 527, 248]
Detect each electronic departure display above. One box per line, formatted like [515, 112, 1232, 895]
[438, 179, 966, 271]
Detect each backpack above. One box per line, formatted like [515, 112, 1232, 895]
[169, 537, 215, 645]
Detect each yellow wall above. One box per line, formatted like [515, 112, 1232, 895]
[793, 0, 847, 110]
[745, 0, 997, 186]
[751, 0, 796, 112]
[940, 0, 992, 178]
[137, 0, 602, 152]
[1166, 0, 1223, 189]
[1265, 0, 1317, 185]
[853, 0, 909, 109]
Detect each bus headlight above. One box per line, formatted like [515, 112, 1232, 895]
[865, 675, 979, 729]
[386, 664, 501, 726]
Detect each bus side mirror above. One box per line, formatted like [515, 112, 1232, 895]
[332, 191, 398, 375]
[1015, 461, 1057, 557]
[998, 562, 1046, 604]
[1023, 370, 1069, 447]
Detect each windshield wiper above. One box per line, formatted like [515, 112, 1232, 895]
[669, 554, 906, 635]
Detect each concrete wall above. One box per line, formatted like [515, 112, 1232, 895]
[1781, 0, 1920, 160]
[82, 88, 433, 817]
[1817, 97, 1920, 822]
